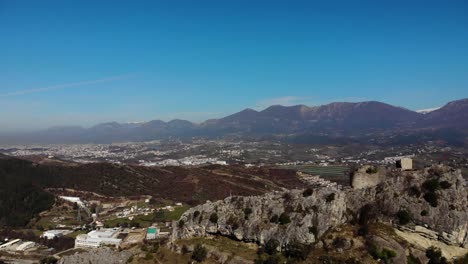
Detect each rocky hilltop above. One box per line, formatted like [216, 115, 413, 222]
[172, 165, 468, 250]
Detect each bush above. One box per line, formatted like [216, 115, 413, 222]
[282, 192, 293, 202]
[302, 188, 313, 197]
[369, 244, 397, 263]
[193, 211, 200, 218]
[270, 214, 279, 224]
[439, 181, 451, 189]
[407, 254, 421, 264]
[325, 193, 335, 203]
[192, 244, 208, 262]
[423, 179, 440, 192]
[244, 207, 253, 220]
[144, 252, 153, 260]
[366, 167, 378, 174]
[359, 204, 376, 225]
[424, 192, 439, 207]
[264, 239, 279, 255]
[181, 244, 190, 254]
[227, 216, 240, 230]
[40, 257, 58, 264]
[426, 247, 448, 264]
[178, 219, 185, 228]
[209, 213, 218, 223]
[396, 210, 411, 225]
[284, 241, 310, 261]
[421, 210, 428, 216]
[454, 253, 468, 264]
[408, 186, 422, 197]
[278, 213, 291, 225]
[264, 255, 281, 264]
[308, 226, 318, 238]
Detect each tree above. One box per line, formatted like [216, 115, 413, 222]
[278, 213, 291, 225]
[302, 188, 313, 197]
[192, 244, 208, 262]
[284, 241, 310, 261]
[424, 192, 439, 207]
[270, 214, 278, 223]
[426, 247, 448, 264]
[244, 207, 253, 220]
[396, 210, 411, 225]
[325, 193, 335, 203]
[264, 239, 279, 255]
[209, 213, 218, 223]
[178, 219, 185, 228]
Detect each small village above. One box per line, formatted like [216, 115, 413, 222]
[0, 190, 187, 262]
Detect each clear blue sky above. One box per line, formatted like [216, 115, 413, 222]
[1, 0, 467, 131]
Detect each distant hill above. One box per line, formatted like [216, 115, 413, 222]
[1, 98, 467, 144]
[0, 155, 304, 227]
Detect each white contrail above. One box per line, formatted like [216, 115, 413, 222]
[0, 74, 134, 97]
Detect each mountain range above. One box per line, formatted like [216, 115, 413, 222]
[1, 98, 468, 145]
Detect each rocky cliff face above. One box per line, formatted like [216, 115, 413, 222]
[172, 187, 347, 246]
[347, 166, 468, 247]
[172, 166, 468, 249]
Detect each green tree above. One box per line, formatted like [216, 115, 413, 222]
[264, 239, 279, 255]
[192, 244, 208, 262]
[278, 213, 291, 225]
[209, 213, 218, 223]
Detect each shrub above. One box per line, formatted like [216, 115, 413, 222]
[408, 186, 422, 197]
[302, 188, 313, 197]
[178, 219, 185, 228]
[244, 207, 253, 220]
[192, 244, 208, 262]
[278, 213, 291, 225]
[209, 213, 218, 223]
[282, 192, 293, 202]
[454, 253, 468, 264]
[424, 192, 439, 207]
[40, 257, 58, 264]
[264, 255, 281, 264]
[369, 244, 397, 263]
[396, 210, 411, 225]
[325, 193, 335, 203]
[193, 210, 200, 218]
[181, 244, 190, 254]
[264, 239, 279, 255]
[423, 179, 440, 192]
[308, 226, 318, 238]
[227, 216, 240, 230]
[366, 167, 378, 174]
[144, 252, 153, 260]
[407, 254, 421, 264]
[439, 181, 451, 189]
[359, 204, 376, 225]
[270, 214, 279, 224]
[421, 210, 428, 216]
[426, 247, 448, 264]
[284, 241, 310, 261]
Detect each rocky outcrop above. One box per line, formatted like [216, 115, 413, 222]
[347, 166, 468, 247]
[172, 166, 468, 249]
[173, 187, 346, 247]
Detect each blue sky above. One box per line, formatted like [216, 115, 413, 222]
[1, 0, 467, 131]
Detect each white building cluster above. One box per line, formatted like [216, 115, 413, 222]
[75, 229, 122, 248]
